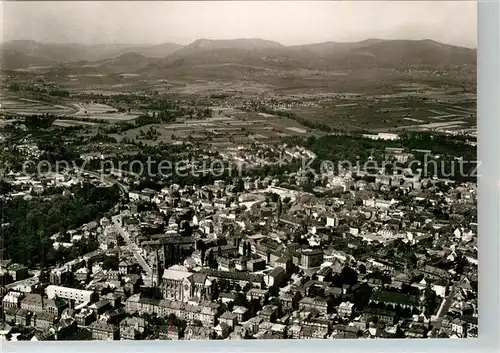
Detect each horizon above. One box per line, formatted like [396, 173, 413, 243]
[1, 37, 477, 50]
[2, 1, 477, 49]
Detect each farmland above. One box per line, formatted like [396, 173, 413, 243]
[111, 107, 322, 148]
[1, 63, 476, 146]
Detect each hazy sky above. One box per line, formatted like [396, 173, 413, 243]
[2, 1, 477, 48]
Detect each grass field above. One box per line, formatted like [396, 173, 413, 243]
[0, 95, 77, 116]
[110, 107, 321, 147]
[286, 89, 476, 132]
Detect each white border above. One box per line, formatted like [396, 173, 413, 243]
[1, 1, 498, 352]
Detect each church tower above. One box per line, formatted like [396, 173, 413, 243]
[151, 248, 162, 288]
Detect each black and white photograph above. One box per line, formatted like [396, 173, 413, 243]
[0, 1, 478, 342]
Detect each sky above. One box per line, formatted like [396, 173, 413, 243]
[2, 1, 477, 48]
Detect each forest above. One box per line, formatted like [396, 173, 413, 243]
[1, 183, 121, 267]
[284, 131, 477, 182]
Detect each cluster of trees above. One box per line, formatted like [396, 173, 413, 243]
[48, 89, 70, 98]
[37, 137, 80, 164]
[205, 250, 218, 269]
[2, 183, 121, 267]
[136, 127, 160, 141]
[86, 133, 118, 144]
[24, 114, 57, 129]
[102, 255, 120, 271]
[282, 131, 477, 182]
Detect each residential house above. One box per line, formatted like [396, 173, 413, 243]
[361, 307, 396, 325]
[184, 324, 214, 340]
[264, 267, 286, 288]
[300, 249, 324, 269]
[299, 297, 328, 315]
[88, 321, 119, 340]
[219, 311, 238, 329]
[337, 301, 354, 317]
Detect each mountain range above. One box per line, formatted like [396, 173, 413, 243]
[0, 38, 476, 74]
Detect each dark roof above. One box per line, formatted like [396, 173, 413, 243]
[192, 272, 208, 284]
[301, 249, 324, 256]
[199, 269, 263, 283]
[371, 291, 420, 306]
[362, 307, 396, 317]
[267, 267, 285, 278]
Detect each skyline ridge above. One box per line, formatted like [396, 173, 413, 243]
[1, 37, 477, 50]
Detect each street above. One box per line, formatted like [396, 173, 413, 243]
[112, 215, 152, 275]
[429, 283, 458, 338]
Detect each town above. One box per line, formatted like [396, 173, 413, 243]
[0, 1, 478, 342]
[0, 128, 478, 341]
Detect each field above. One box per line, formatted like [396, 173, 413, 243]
[1, 68, 476, 137]
[112, 107, 321, 148]
[280, 86, 476, 132]
[0, 94, 141, 123]
[72, 103, 141, 121]
[52, 119, 100, 127]
[0, 95, 76, 116]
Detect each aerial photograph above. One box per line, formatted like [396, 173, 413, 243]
[0, 1, 477, 341]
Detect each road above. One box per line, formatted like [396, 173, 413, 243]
[86, 171, 152, 275]
[429, 283, 458, 338]
[112, 215, 152, 275]
[85, 170, 128, 196]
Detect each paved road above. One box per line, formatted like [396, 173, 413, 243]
[85, 170, 128, 195]
[88, 171, 154, 278]
[112, 215, 152, 274]
[429, 283, 458, 338]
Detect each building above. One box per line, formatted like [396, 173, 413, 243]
[451, 318, 467, 338]
[184, 324, 214, 340]
[7, 264, 29, 282]
[361, 308, 396, 325]
[50, 267, 73, 286]
[2, 292, 23, 310]
[246, 288, 269, 305]
[299, 297, 328, 315]
[46, 285, 97, 305]
[161, 268, 194, 302]
[200, 269, 264, 289]
[88, 321, 119, 340]
[370, 290, 422, 310]
[20, 293, 44, 313]
[337, 301, 354, 317]
[264, 267, 286, 288]
[219, 311, 238, 329]
[34, 311, 58, 330]
[247, 258, 266, 272]
[258, 305, 279, 322]
[300, 249, 324, 269]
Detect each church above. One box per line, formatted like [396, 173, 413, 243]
[161, 265, 212, 302]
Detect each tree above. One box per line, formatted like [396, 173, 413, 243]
[358, 264, 367, 275]
[207, 250, 218, 269]
[102, 256, 119, 271]
[242, 242, 248, 257]
[340, 266, 358, 286]
[234, 178, 245, 193]
[233, 292, 248, 307]
[276, 196, 283, 216]
[201, 248, 206, 266]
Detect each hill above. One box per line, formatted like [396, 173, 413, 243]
[1, 38, 476, 76]
[0, 40, 182, 64]
[145, 38, 476, 74]
[0, 50, 57, 70]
